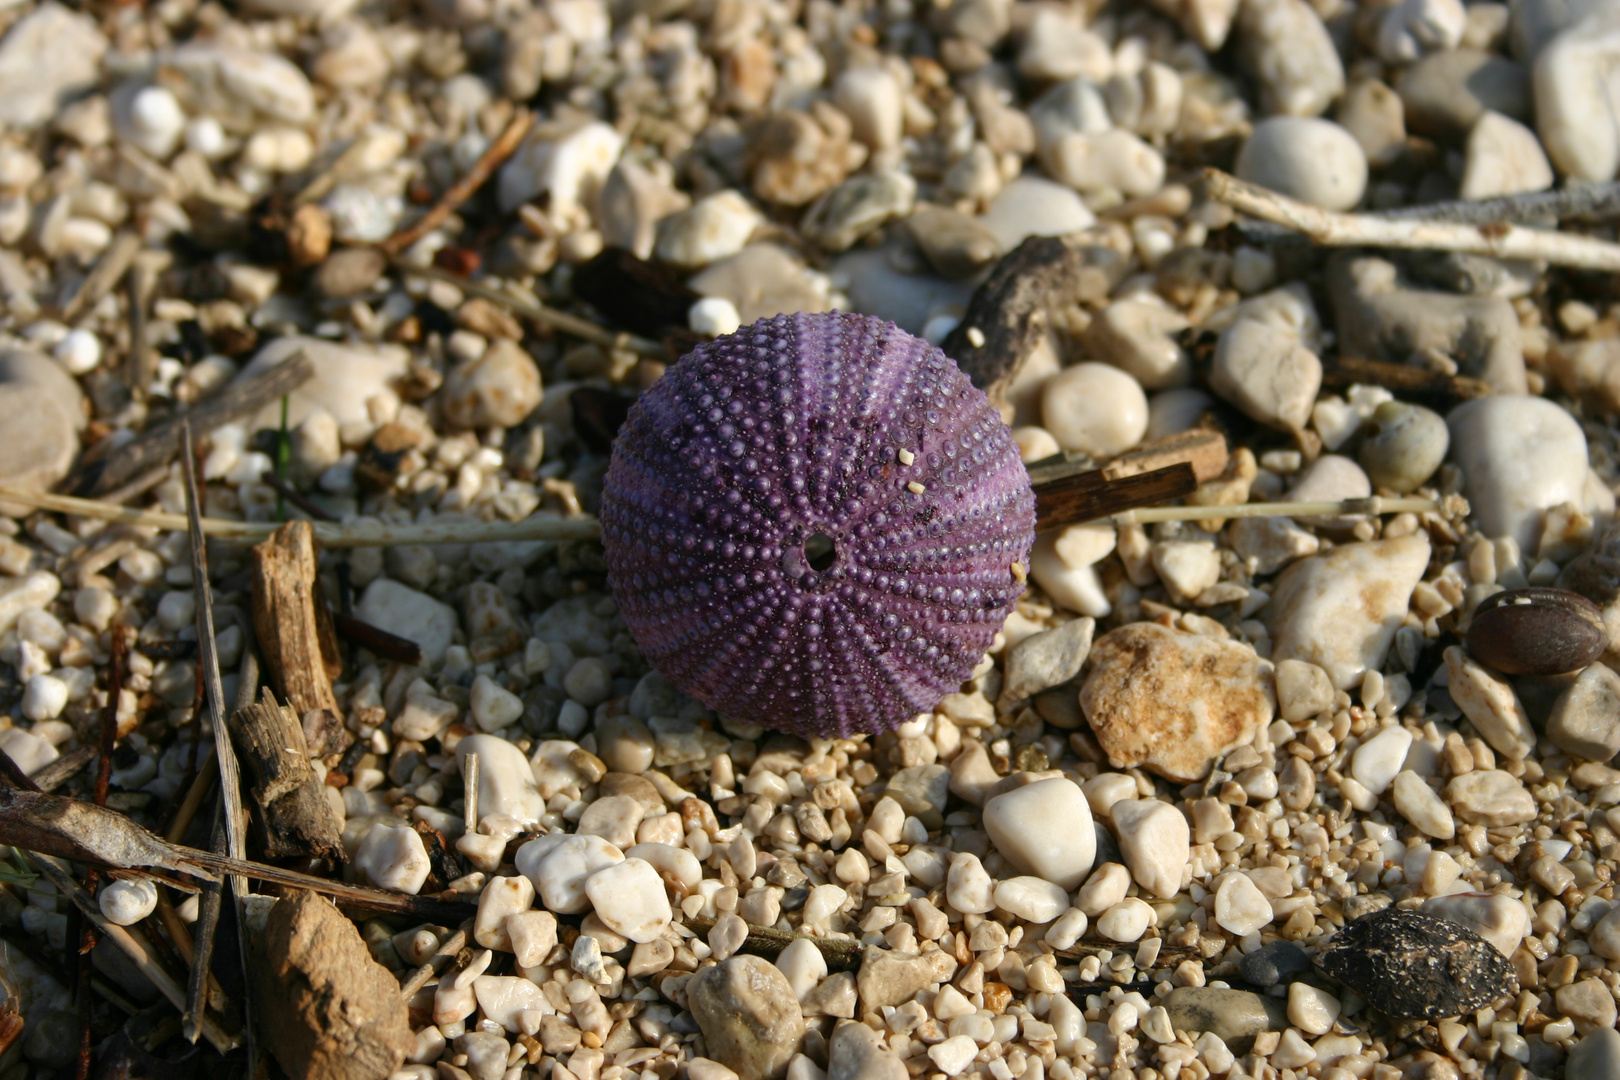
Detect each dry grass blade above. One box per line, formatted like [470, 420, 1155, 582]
[0, 485, 602, 544]
[179, 422, 254, 1050]
[1204, 169, 1620, 271]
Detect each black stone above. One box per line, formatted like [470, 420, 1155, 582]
[1316, 907, 1518, 1020]
[1240, 941, 1311, 988]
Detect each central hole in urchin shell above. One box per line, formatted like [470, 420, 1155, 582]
[803, 533, 837, 572]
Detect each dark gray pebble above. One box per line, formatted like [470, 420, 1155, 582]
[1240, 941, 1311, 987]
[1317, 907, 1517, 1019]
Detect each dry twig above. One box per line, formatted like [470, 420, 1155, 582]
[1204, 169, 1620, 272]
[381, 108, 535, 256]
[392, 259, 666, 358]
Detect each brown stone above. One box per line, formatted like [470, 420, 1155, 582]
[255, 890, 411, 1080]
[687, 955, 805, 1080]
[1079, 622, 1275, 782]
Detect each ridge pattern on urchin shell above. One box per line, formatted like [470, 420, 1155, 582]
[600, 310, 1036, 739]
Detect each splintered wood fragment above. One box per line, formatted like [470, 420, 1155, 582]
[333, 611, 424, 666]
[1033, 463, 1199, 532]
[1100, 430, 1229, 484]
[0, 785, 475, 920]
[71, 351, 316, 497]
[229, 690, 344, 862]
[1322, 355, 1494, 403]
[251, 520, 341, 717]
[31, 747, 94, 793]
[683, 915, 863, 971]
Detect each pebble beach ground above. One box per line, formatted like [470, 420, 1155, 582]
[0, 0, 1619, 1078]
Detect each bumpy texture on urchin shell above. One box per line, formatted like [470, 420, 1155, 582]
[600, 311, 1036, 738]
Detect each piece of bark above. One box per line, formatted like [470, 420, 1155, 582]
[1322, 354, 1494, 404]
[230, 690, 345, 862]
[1032, 463, 1199, 531]
[252, 520, 341, 718]
[941, 236, 1127, 412]
[255, 890, 412, 1080]
[1100, 429, 1230, 484]
[70, 350, 316, 497]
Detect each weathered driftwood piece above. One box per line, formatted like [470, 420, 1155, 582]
[70, 351, 316, 497]
[1033, 463, 1199, 531]
[251, 519, 341, 718]
[230, 691, 344, 862]
[1322, 354, 1495, 404]
[941, 236, 1127, 412]
[1205, 169, 1620, 272]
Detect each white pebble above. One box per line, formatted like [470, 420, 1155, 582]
[353, 823, 431, 894]
[984, 778, 1096, 891]
[185, 116, 227, 158]
[474, 875, 536, 952]
[1392, 770, 1455, 840]
[689, 296, 742, 338]
[469, 674, 523, 732]
[1287, 981, 1340, 1035]
[1213, 872, 1273, 936]
[583, 857, 672, 943]
[156, 590, 195, 631]
[1097, 897, 1155, 942]
[515, 833, 624, 915]
[127, 86, 186, 159]
[98, 878, 158, 926]
[927, 1035, 980, 1077]
[1349, 725, 1414, 796]
[1045, 907, 1089, 949]
[506, 910, 559, 968]
[1235, 117, 1367, 212]
[946, 851, 995, 915]
[776, 936, 829, 1000]
[1110, 799, 1190, 900]
[21, 675, 67, 721]
[992, 876, 1069, 923]
[1042, 362, 1148, 457]
[52, 329, 101, 375]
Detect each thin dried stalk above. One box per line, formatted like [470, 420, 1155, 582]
[392, 259, 666, 358]
[399, 920, 474, 998]
[22, 853, 238, 1055]
[1205, 169, 1620, 271]
[180, 423, 253, 1051]
[381, 108, 534, 256]
[0, 485, 602, 544]
[1113, 495, 1446, 525]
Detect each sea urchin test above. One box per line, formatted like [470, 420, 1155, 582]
[600, 311, 1036, 738]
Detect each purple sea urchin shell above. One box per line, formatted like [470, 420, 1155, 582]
[600, 311, 1036, 738]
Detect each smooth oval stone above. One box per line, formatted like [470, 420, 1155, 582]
[1467, 586, 1607, 675]
[1358, 400, 1448, 493]
[1447, 395, 1589, 552]
[1235, 117, 1367, 210]
[1162, 987, 1287, 1055]
[1398, 48, 1531, 140]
